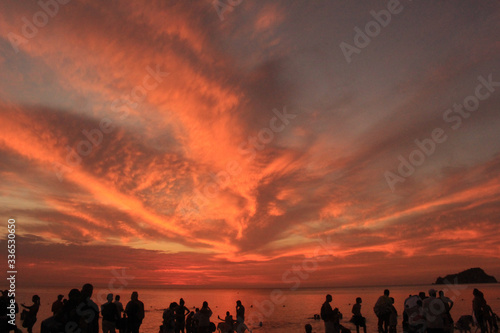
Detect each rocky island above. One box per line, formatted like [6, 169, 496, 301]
[435, 267, 498, 285]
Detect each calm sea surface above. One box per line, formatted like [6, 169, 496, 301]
[14, 284, 500, 333]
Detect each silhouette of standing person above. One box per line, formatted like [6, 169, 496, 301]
[21, 295, 40, 333]
[351, 297, 366, 333]
[439, 290, 454, 333]
[163, 302, 177, 333]
[423, 289, 445, 333]
[114, 295, 126, 333]
[102, 293, 120, 333]
[198, 301, 212, 333]
[186, 311, 195, 333]
[388, 297, 397, 333]
[473, 289, 487, 333]
[374, 289, 391, 333]
[175, 298, 191, 333]
[236, 300, 251, 333]
[321, 294, 336, 333]
[51, 295, 64, 316]
[79, 283, 99, 333]
[125, 291, 145, 333]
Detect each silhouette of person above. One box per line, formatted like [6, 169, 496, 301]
[484, 303, 498, 333]
[51, 295, 64, 316]
[175, 298, 191, 333]
[125, 291, 145, 333]
[236, 300, 251, 333]
[374, 289, 391, 333]
[163, 302, 177, 333]
[21, 295, 40, 333]
[439, 290, 454, 333]
[473, 289, 487, 333]
[351, 297, 366, 333]
[388, 297, 397, 333]
[186, 310, 196, 333]
[79, 283, 99, 333]
[198, 301, 213, 333]
[218, 311, 235, 333]
[0, 290, 21, 333]
[423, 289, 445, 333]
[321, 294, 336, 333]
[115, 295, 126, 333]
[305, 323, 313, 333]
[102, 293, 120, 333]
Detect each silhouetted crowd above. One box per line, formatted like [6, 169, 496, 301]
[0, 285, 254, 333]
[2, 285, 498, 333]
[318, 288, 498, 333]
[0, 284, 144, 333]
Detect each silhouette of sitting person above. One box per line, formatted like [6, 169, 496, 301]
[218, 311, 235, 333]
[51, 295, 64, 316]
[21, 295, 40, 333]
[305, 323, 313, 333]
[101, 293, 120, 333]
[125, 291, 145, 333]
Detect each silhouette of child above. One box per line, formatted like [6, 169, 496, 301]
[351, 297, 367, 333]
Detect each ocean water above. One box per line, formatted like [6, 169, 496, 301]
[13, 284, 500, 333]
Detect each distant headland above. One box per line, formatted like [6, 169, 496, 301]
[434, 267, 498, 284]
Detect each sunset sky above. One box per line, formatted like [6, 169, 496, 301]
[1, 0, 500, 289]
